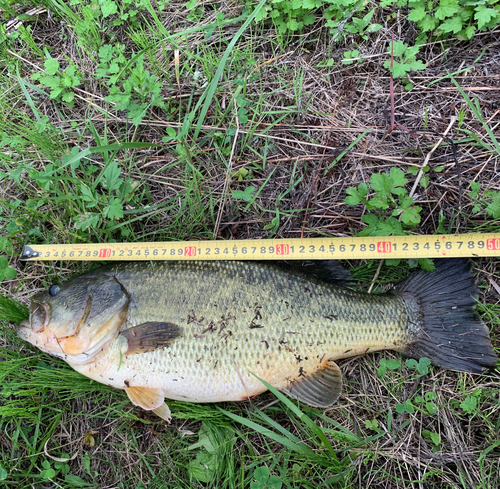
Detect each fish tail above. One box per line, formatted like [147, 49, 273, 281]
[395, 259, 497, 373]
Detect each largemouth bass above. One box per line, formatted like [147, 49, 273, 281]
[16, 259, 497, 422]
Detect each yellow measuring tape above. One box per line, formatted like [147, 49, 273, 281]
[20, 233, 500, 261]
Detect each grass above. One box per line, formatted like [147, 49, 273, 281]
[1, 0, 500, 487]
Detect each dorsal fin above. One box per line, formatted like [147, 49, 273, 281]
[120, 322, 183, 354]
[280, 359, 342, 408]
[285, 261, 351, 285]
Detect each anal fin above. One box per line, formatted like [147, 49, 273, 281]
[281, 359, 342, 408]
[120, 322, 183, 354]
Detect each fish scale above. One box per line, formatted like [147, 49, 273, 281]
[73, 261, 412, 402]
[17, 259, 497, 422]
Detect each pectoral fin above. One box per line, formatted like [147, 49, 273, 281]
[125, 386, 171, 423]
[153, 403, 172, 423]
[120, 322, 183, 354]
[125, 386, 164, 410]
[281, 359, 342, 408]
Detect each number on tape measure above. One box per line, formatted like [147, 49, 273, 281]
[20, 234, 500, 261]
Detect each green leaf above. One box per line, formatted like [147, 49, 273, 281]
[365, 419, 379, 430]
[469, 181, 481, 199]
[49, 87, 63, 100]
[254, 466, 270, 484]
[408, 6, 426, 21]
[187, 423, 217, 453]
[474, 5, 497, 29]
[464, 25, 476, 39]
[64, 474, 93, 487]
[98, 44, 114, 63]
[408, 59, 426, 71]
[405, 359, 418, 370]
[61, 92, 75, 104]
[435, 0, 460, 20]
[3, 267, 16, 279]
[460, 395, 478, 414]
[389, 167, 407, 188]
[44, 58, 59, 75]
[80, 185, 99, 207]
[100, 0, 118, 18]
[420, 14, 439, 31]
[439, 16, 463, 33]
[486, 192, 500, 218]
[188, 452, 217, 483]
[417, 357, 431, 375]
[391, 61, 411, 78]
[391, 40, 407, 57]
[419, 176, 430, 188]
[233, 168, 249, 182]
[237, 107, 249, 123]
[370, 173, 393, 194]
[103, 161, 123, 192]
[395, 400, 415, 414]
[399, 205, 421, 225]
[418, 258, 435, 271]
[430, 432, 440, 445]
[104, 198, 123, 220]
[74, 212, 100, 231]
[232, 186, 255, 202]
[344, 183, 368, 205]
[62, 146, 82, 171]
[39, 75, 60, 90]
[0, 465, 7, 480]
[386, 359, 401, 370]
[366, 23, 382, 33]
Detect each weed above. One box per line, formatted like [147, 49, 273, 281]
[0, 257, 16, 281]
[345, 167, 422, 233]
[31, 58, 82, 108]
[383, 41, 426, 90]
[251, 466, 282, 489]
[105, 55, 165, 126]
[232, 186, 256, 202]
[342, 49, 363, 65]
[187, 422, 236, 484]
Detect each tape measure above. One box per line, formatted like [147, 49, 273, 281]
[20, 233, 500, 262]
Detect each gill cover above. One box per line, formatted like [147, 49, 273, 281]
[21, 268, 130, 361]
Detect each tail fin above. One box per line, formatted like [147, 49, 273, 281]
[395, 259, 497, 374]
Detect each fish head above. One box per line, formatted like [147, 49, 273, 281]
[17, 270, 129, 364]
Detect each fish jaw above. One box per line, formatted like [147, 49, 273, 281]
[17, 303, 128, 365]
[16, 320, 68, 360]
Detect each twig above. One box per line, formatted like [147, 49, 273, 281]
[368, 260, 384, 294]
[213, 100, 240, 238]
[409, 116, 457, 198]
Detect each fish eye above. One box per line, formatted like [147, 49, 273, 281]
[48, 285, 61, 296]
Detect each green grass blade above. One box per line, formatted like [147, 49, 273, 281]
[218, 408, 314, 456]
[448, 72, 500, 156]
[192, 0, 267, 141]
[249, 373, 339, 461]
[0, 294, 29, 323]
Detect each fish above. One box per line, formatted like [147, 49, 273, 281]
[16, 259, 497, 422]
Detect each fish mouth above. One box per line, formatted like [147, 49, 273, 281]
[29, 301, 50, 333]
[19, 319, 30, 329]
